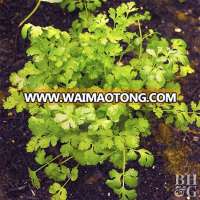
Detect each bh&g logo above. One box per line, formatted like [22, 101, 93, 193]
[174, 174, 198, 198]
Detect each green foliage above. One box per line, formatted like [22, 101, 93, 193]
[106, 168, 138, 200]
[70, 167, 79, 181]
[28, 168, 41, 189]
[148, 101, 200, 131]
[49, 183, 67, 200]
[137, 149, 154, 167]
[3, 2, 199, 200]
[44, 163, 69, 182]
[60, 0, 107, 12]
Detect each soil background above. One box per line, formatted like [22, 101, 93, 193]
[0, 0, 200, 200]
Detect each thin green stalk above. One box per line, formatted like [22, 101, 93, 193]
[142, 32, 154, 40]
[137, 19, 143, 59]
[55, 176, 71, 195]
[62, 177, 71, 188]
[60, 164, 80, 190]
[35, 154, 61, 173]
[19, 0, 41, 27]
[60, 156, 73, 165]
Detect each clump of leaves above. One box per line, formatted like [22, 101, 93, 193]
[60, 0, 107, 12]
[4, 2, 199, 200]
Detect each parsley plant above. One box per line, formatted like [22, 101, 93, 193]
[4, 2, 199, 200]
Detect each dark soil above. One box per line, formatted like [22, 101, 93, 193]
[0, 0, 199, 200]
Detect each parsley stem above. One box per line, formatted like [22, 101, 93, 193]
[60, 156, 73, 165]
[56, 176, 71, 194]
[35, 154, 62, 173]
[62, 177, 71, 188]
[137, 19, 143, 59]
[142, 32, 154, 40]
[19, 0, 41, 27]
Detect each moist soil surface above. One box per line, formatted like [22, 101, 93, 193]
[0, 0, 200, 200]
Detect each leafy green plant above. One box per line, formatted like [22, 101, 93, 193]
[4, 2, 199, 200]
